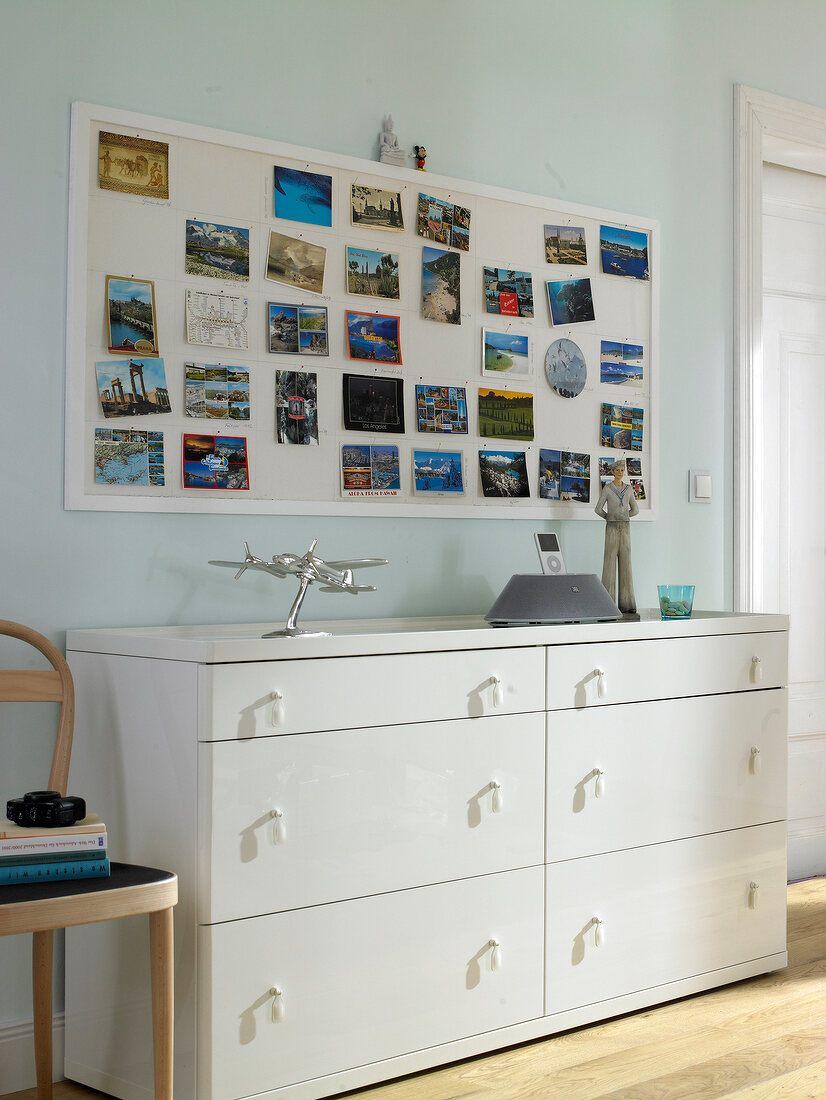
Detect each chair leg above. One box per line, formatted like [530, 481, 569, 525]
[149, 907, 174, 1100]
[32, 929, 54, 1100]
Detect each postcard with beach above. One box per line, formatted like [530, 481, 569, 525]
[600, 340, 644, 387]
[275, 370, 319, 445]
[483, 267, 534, 318]
[559, 451, 591, 502]
[478, 388, 534, 442]
[106, 276, 158, 356]
[415, 384, 468, 434]
[413, 449, 464, 493]
[538, 449, 561, 499]
[483, 328, 531, 379]
[266, 231, 326, 296]
[346, 310, 402, 365]
[273, 165, 332, 227]
[94, 428, 164, 486]
[343, 373, 404, 433]
[600, 403, 643, 451]
[478, 450, 530, 498]
[351, 185, 404, 231]
[546, 277, 595, 325]
[183, 433, 249, 490]
[96, 358, 170, 418]
[341, 443, 401, 496]
[416, 193, 471, 251]
[98, 131, 169, 200]
[184, 363, 249, 421]
[422, 247, 461, 324]
[544, 337, 587, 398]
[185, 220, 250, 281]
[346, 246, 400, 300]
[544, 224, 587, 265]
[600, 225, 649, 280]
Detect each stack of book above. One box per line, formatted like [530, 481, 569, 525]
[0, 813, 109, 884]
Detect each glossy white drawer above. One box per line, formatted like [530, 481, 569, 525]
[546, 631, 787, 710]
[199, 712, 545, 922]
[546, 690, 787, 860]
[545, 822, 787, 1016]
[199, 867, 545, 1100]
[199, 645, 545, 740]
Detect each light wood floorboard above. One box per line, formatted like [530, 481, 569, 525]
[2, 878, 825, 1100]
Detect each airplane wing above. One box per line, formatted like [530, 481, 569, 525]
[323, 558, 388, 570]
[208, 558, 291, 579]
[318, 582, 377, 594]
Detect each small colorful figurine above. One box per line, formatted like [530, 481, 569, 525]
[413, 145, 427, 171]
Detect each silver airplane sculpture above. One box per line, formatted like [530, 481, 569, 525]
[209, 540, 388, 638]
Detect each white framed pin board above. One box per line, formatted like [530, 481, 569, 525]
[65, 101, 659, 519]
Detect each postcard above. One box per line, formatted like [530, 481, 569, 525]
[599, 456, 618, 481]
[627, 457, 642, 476]
[544, 224, 587, 265]
[275, 370, 319, 445]
[182, 433, 249, 490]
[478, 387, 534, 442]
[351, 184, 404, 232]
[559, 451, 591, 502]
[185, 363, 249, 421]
[483, 328, 531, 379]
[600, 340, 644, 387]
[546, 278, 595, 325]
[415, 384, 468, 434]
[267, 302, 328, 355]
[416, 193, 471, 251]
[185, 289, 249, 349]
[422, 246, 460, 324]
[98, 131, 169, 200]
[483, 267, 534, 318]
[341, 443, 400, 497]
[413, 449, 464, 493]
[185, 220, 249, 281]
[538, 450, 561, 500]
[343, 373, 404, 433]
[478, 450, 530, 498]
[266, 231, 326, 296]
[600, 225, 649, 280]
[600, 403, 643, 451]
[346, 310, 402, 365]
[94, 428, 164, 486]
[273, 166, 332, 227]
[96, 359, 171, 418]
[106, 276, 159, 356]
[544, 337, 587, 398]
[346, 246, 400, 300]
[631, 478, 646, 501]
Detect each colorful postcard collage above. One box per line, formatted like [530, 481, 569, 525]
[183, 434, 249, 490]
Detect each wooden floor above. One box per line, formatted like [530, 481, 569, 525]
[4, 877, 826, 1100]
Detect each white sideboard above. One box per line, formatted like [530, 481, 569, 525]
[63, 611, 789, 1100]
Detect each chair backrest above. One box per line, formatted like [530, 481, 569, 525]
[0, 620, 74, 795]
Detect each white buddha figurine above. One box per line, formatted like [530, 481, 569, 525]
[379, 115, 406, 166]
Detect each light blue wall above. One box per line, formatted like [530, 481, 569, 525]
[3, 0, 826, 1050]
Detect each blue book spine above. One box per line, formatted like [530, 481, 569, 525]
[0, 857, 110, 884]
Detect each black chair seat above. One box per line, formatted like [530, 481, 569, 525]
[0, 862, 175, 905]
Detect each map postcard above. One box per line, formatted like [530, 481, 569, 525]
[351, 184, 404, 231]
[482, 329, 531, 379]
[341, 443, 400, 497]
[346, 310, 401, 365]
[94, 428, 164, 486]
[478, 387, 534, 442]
[275, 370, 319, 445]
[185, 290, 249, 349]
[106, 276, 158, 356]
[346, 246, 400, 300]
[185, 363, 250, 421]
[268, 303, 329, 355]
[478, 449, 530, 498]
[600, 225, 649, 280]
[546, 277, 595, 325]
[273, 165, 332, 227]
[183, 433, 249, 490]
[483, 267, 534, 318]
[416, 193, 471, 251]
[422, 246, 461, 324]
[96, 358, 171, 418]
[185, 220, 250, 281]
[98, 131, 169, 200]
[415, 384, 468, 434]
[343, 373, 404, 433]
[600, 340, 644, 387]
[413, 449, 464, 493]
[544, 224, 587, 265]
[266, 231, 326, 295]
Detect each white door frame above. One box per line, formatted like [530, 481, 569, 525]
[735, 85, 826, 610]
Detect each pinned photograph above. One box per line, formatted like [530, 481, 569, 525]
[186, 289, 249, 350]
[96, 359, 170, 418]
[598, 456, 618, 482]
[416, 193, 471, 251]
[538, 449, 561, 499]
[185, 220, 250, 281]
[185, 363, 249, 421]
[266, 231, 326, 296]
[346, 246, 400, 300]
[346, 310, 401, 365]
[559, 451, 591, 502]
[422, 246, 461, 324]
[600, 225, 649, 280]
[298, 305, 328, 355]
[94, 428, 164, 486]
[601, 403, 643, 451]
[415, 384, 468, 434]
[630, 478, 646, 501]
[183, 433, 249, 490]
[351, 184, 404, 231]
[275, 370, 318, 445]
[343, 373, 404, 433]
[106, 276, 158, 356]
[544, 224, 587, 265]
[98, 131, 168, 200]
[544, 337, 587, 398]
[268, 303, 329, 355]
[483, 267, 534, 318]
[626, 457, 642, 477]
[413, 449, 464, 493]
[482, 329, 531, 379]
[600, 340, 644, 387]
[341, 443, 400, 496]
[546, 277, 595, 325]
[478, 387, 534, 441]
[478, 450, 530, 498]
[273, 165, 332, 227]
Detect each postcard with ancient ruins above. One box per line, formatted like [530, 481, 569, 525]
[98, 130, 169, 199]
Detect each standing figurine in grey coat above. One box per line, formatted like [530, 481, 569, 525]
[594, 458, 639, 613]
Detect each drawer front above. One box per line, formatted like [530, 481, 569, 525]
[200, 645, 544, 740]
[545, 822, 787, 1016]
[200, 712, 545, 922]
[547, 690, 787, 859]
[546, 631, 787, 710]
[199, 867, 545, 1099]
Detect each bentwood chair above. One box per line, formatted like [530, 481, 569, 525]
[0, 620, 178, 1099]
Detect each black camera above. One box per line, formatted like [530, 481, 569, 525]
[6, 791, 87, 828]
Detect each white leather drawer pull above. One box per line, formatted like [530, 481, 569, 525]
[270, 808, 285, 843]
[271, 690, 284, 725]
[488, 939, 502, 971]
[270, 986, 285, 1022]
[594, 668, 607, 699]
[592, 917, 605, 947]
[490, 780, 503, 813]
[750, 746, 762, 775]
[593, 768, 605, 798]
[749, 881, 760, 910]
[751, 656, 763, 684]
[491, 676, 503, 708]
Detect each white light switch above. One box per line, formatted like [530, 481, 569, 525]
[689, 470, 712, 503]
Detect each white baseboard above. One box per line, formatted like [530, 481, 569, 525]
[0, 1013, 65, 1093]
[789, 831, 826, 881]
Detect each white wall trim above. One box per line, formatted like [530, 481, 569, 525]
[0, 1013, 65, 1093]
